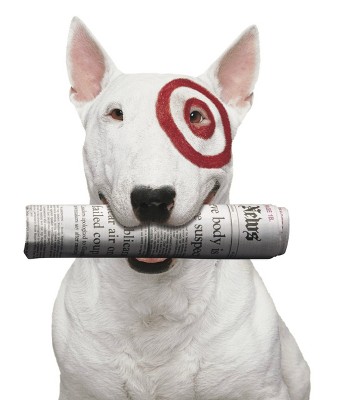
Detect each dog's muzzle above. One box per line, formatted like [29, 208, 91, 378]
[98, 180, 220, 274]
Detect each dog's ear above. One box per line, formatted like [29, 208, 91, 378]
[200, 26, 259, 123]
[67, 17, 121, 104]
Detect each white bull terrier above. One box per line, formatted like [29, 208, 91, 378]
[52, 17, 310, 400]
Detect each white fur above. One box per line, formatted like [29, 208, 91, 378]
[53, 17, 310, 399]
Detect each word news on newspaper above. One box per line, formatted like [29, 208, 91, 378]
[24, 204, 289, 259]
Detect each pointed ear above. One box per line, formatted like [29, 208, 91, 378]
[200, 26, 260, 117]
[67, 17, 121, 103]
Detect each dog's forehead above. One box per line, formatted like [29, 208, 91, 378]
[104, 73, 208, 103]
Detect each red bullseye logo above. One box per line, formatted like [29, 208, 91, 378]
[156, 78, 232, 168]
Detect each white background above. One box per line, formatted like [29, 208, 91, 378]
[1, 0, 339, 398]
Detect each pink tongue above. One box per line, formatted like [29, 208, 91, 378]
[136, 258, 168, 264]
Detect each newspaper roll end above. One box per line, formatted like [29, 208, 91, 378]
[24, 205, 33, 259]
[24, 244, 30, 259]
[278, 207, 289, 256]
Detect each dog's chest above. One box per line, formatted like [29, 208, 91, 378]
[63, 315, 258, 400]
[56, 260, 270, 398]
[70, 330, 239, 400]
[119, 343, 202, 399]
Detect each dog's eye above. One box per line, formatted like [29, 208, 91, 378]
[109, 109, 123, 121]
[189, 110, 204, 124]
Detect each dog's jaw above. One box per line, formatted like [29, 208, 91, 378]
[129, 185, 219, 274]
[98, 183, 219, 274]
[97, 193, 171, 273]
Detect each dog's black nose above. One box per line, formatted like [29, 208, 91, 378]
[131, 185, 176, 223]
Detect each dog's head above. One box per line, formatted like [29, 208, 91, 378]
[67, 18, 259, 272]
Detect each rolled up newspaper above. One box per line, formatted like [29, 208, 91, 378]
[24, 204, 289, 259]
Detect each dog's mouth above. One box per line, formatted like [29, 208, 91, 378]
[127, 257, 174, 274]
[98, 180, 220, 274]
[203, 180, 220, 204]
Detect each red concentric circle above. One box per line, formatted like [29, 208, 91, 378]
[156, 78, 232, 168]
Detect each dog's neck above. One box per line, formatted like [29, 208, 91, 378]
[93, 258, 219, 322]
[76, 257, 253, 361]
[82, 258, 222, 358]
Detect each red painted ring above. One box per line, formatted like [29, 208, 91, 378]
[156, 78, 232, 168]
